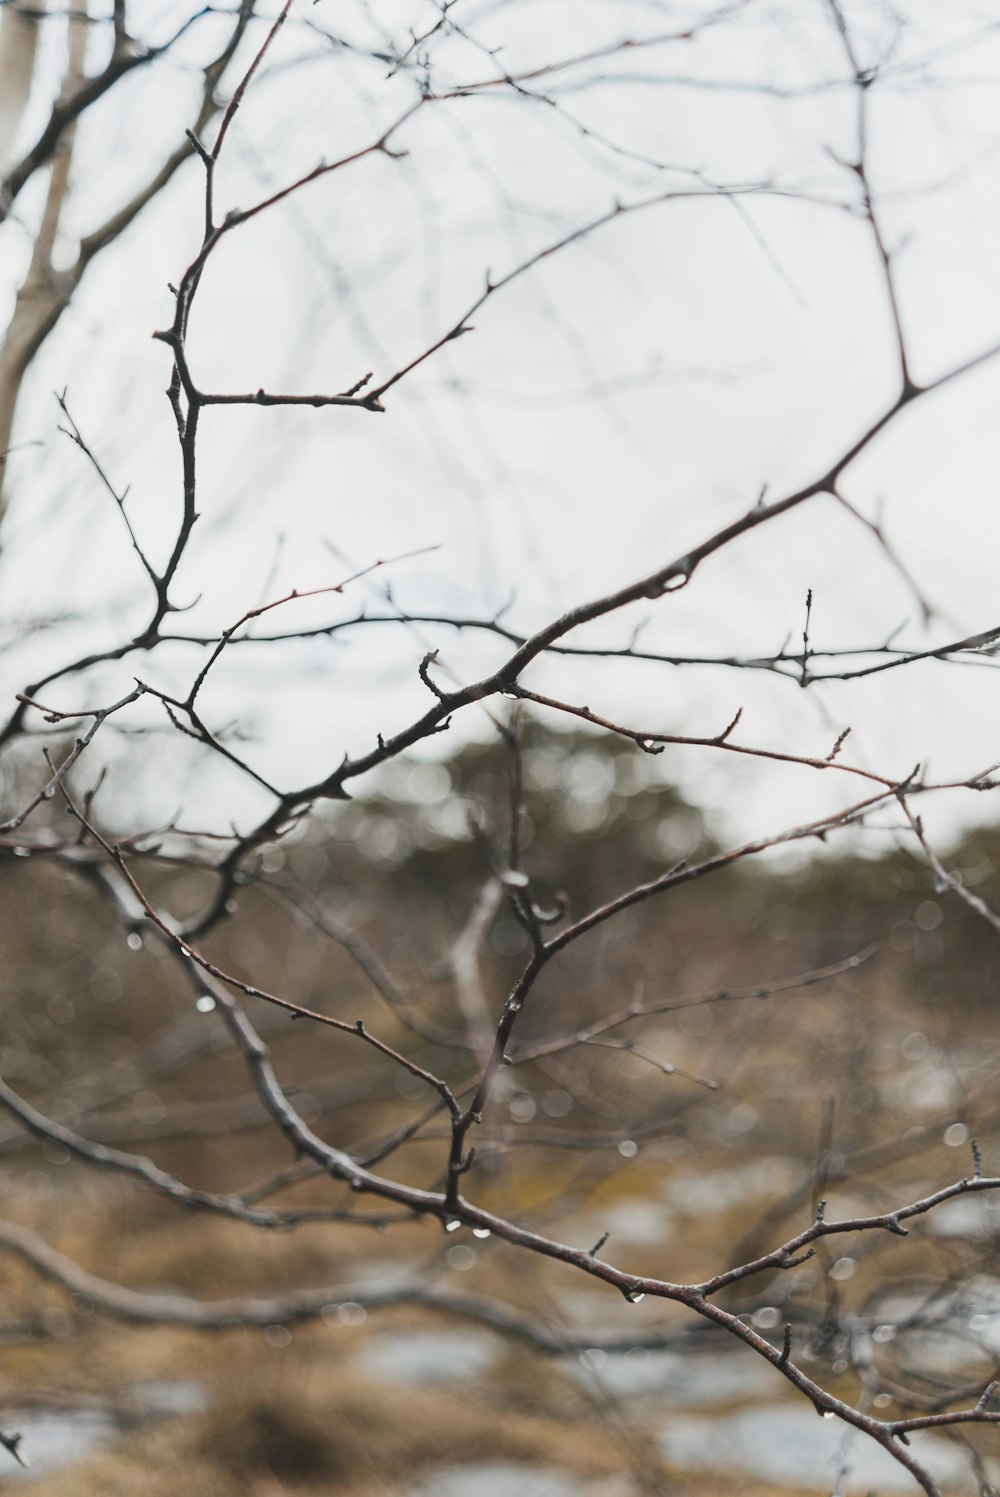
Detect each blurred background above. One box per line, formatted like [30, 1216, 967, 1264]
[3, 0, 1000, 842]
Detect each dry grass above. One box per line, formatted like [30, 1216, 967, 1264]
[3, 892, 999, 1494]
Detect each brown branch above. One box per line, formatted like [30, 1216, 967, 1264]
[0, 7, 212, 223]
[0, 685, 145, 833]
[506, 682, 877, 788]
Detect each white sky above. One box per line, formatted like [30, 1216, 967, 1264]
[2, 0, 1000, 858]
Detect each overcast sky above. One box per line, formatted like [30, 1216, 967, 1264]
[3, 0, 1000, 858]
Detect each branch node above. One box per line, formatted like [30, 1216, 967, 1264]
[715, 706, 743, 744]
[184, 128, 211, 164]
[976, 1380, 998, 1414]
[418, 650, 448, 700]
[827, 727, 851, 762]
[780, 1248, 815, 1269]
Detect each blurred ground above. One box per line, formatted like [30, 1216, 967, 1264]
[2, 732, 1000, 1493]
